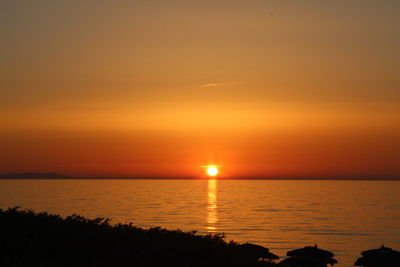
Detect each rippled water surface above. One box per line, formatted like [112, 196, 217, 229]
[1, 179, 399, 266]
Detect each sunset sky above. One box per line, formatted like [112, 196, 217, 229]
[1, 1, 399, 178]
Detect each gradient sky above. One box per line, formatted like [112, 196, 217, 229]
[1, 1, 399, 178]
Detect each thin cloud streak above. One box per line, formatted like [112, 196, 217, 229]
[199, 82, 243, 88]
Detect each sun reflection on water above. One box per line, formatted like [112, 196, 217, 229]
[206, 179, 218, 231]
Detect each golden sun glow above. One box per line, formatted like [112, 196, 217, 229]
[206, 165, 219, 177]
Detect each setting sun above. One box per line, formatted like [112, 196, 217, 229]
[206, 166, 219, 177]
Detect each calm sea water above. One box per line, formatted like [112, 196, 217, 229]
[0, 179, 399, 266]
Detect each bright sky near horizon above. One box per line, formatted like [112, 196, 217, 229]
[1, 1, 399, 178]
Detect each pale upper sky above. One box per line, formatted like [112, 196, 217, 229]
[1, 1, 399, 178]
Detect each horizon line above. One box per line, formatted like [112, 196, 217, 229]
[1, 173, 400, 181]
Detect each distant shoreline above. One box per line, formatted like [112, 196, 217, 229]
[1, 173, 399, 181]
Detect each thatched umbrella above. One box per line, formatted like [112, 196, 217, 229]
[281, 244, 337, 266]
[238, 243, 279, 262]
[287, 244, 334, 259]
[354, 245, 400, 267]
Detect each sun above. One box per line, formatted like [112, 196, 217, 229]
[206, 165, 219, 177]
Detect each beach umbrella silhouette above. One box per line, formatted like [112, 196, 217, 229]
[238, 243, 279, 262]
[281, 244, 337, 266]
[287, 244, 334, 259]
[354, 245, 400, 267]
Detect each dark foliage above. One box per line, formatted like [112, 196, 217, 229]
[0, 208, 278, 267]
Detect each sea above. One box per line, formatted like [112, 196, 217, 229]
[0, 179, 399, 266]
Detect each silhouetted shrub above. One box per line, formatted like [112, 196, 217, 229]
[0, 208, 277, 267]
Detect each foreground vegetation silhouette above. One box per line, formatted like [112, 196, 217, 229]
[0, 208, 279, 267]
[3, 208, 396, 267]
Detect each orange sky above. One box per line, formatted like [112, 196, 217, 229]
[1, 1, 399, 178]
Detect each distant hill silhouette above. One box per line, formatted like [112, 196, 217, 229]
[0, 172, 72, 179]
